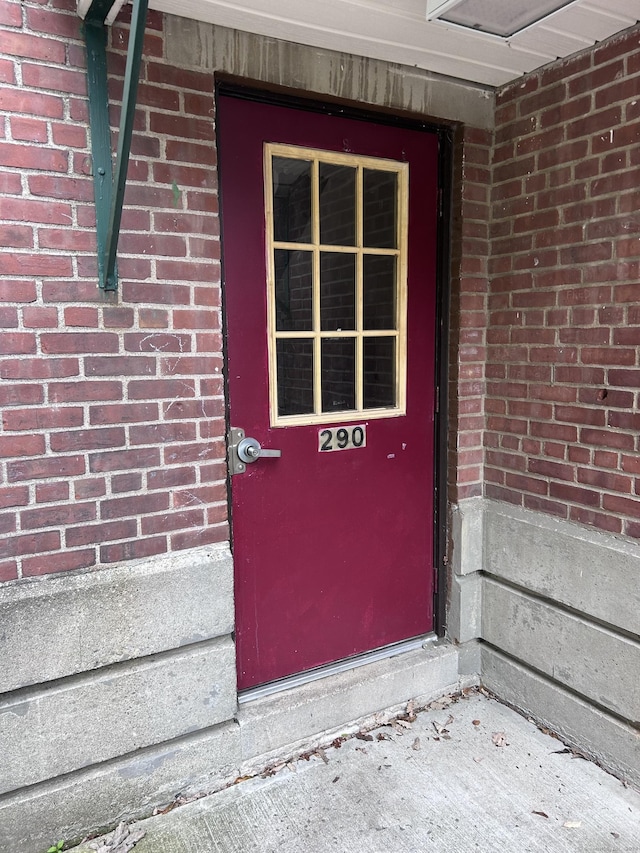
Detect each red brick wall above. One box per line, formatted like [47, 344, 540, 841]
[0, 0, 226, 581]
[449, 126, 491, 501]
[0, 0, 493, 584]
[6, 0, 634, 584]
[487, 25, 640, 539]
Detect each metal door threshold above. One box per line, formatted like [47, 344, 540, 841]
[239, 634, 437, 704]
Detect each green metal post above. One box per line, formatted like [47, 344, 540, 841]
[84, 19, 113, 290]
[104, 0, 149, 291]
[83, 0, 148, 291]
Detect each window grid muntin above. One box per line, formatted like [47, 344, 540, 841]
[266, 143, 408, 426]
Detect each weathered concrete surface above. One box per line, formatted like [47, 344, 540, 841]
[0, 544, 234, 692]
[166, 19, 495, 130]
[0, 642, 471, 853]
[448, 499, 483, 646]
[483, 579, 640, 722]
[1, 721, 241, 853]
[482, 646, 640, 790]
[483, 501, 640, 637]
[1, 638, 237, 792]
[238, 643, 467, 767]
[454, 497, 640, 788]
[0, 544, 238, 852]
[78, 691, 640, 853]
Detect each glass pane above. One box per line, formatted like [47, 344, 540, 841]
[273, 158, 312, 243]
[363, 169, 397, 249]
[363, 255, 396, 330]
[320, 252, 356, 332]
[363, 337, 396, 409]
[276, 339, 314, 416]
[275, 250, 313, 332]
[321, 338, 355, 413]
[319, 163, 356, 246]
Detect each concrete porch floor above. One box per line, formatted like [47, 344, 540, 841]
[79, 690, 640, 853]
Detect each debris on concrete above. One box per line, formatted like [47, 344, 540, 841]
[75, 691, 640, 853]
[491, 730, 509, 747]
[83, 822, 145, 853]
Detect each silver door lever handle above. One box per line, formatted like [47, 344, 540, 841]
[237, 437, 282, 463]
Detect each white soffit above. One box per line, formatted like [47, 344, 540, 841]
[147, 0, 639, 87]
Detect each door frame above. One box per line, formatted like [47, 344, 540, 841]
[215, 77, 454, 640]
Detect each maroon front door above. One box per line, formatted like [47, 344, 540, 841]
[217, 92, 440, 690]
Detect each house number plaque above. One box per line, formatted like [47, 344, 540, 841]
[318, 425, 367, 453]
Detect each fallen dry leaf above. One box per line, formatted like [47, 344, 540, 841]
[532, 811, 549, 819]
[433, 715, 454, 738]
[491, 731, 509, 747]
[315, 748, 329, 764]
[152, 802, 177, 816]
[428, 695, 454, 711]
[412, 737, 421, 751]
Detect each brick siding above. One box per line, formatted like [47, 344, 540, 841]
[486, 25, 640, 538]
[0, 0, 226, 581]
[1, 0, 637, 584]
[449, 125, 491, 501]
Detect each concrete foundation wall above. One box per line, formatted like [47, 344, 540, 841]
[0, 545, 238, 852]
[450, 497, 640, 788]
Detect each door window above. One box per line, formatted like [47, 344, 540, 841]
[266, 144, 408, 426]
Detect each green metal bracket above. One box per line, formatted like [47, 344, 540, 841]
[83, 0, 148, 291]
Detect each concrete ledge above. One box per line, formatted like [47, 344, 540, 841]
[482, 579, 640, 722]
[483, 501, 640, 637]
[448, 499, 483, 644]
[0, 720, 242, 853]
[481, 645, 640, 789]
[0, 544, 234, 693]
[457, 639, 482, 676]
[165, 19, 494, 129]
[238, 642, 466, 768]
[450, 499, 484, 578]
[449, 573, 482, 644]
[1, 638, 237, 793]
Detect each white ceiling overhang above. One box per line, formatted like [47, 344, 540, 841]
[145, 0, 639, 87]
